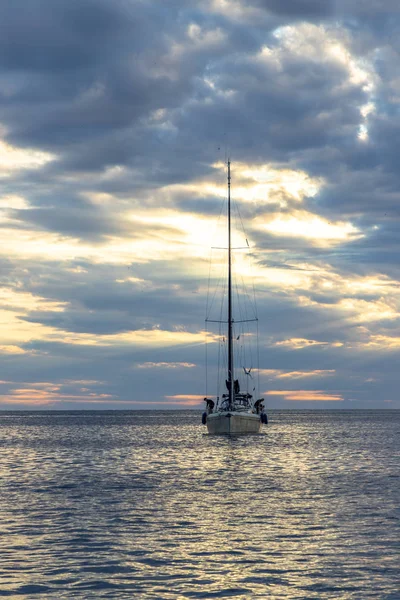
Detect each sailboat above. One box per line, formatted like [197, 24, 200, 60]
[202, 161, 268, 434]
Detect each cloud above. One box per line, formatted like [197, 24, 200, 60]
[165, 395, 205, 406]
[1, 0, 400, 409]
[265, 390, 344, 401]
[0, 140, 54, 173]
[0, 345, 26, 355]
[249, 0, 334, 19]
[260, 211, 362, 246]
[274, 338, 343, 350]
[261, 368, 335, 379]
[0, 378, 114, 407]
[137, 362, 196, 369]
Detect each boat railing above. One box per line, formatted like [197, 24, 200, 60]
[220, 393, 254, 412]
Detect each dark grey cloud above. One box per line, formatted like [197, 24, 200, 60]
[8, 205, 128, 240]
[250, 0, 334, 18]
[0, 1, 178, 150]
[252, 0, 400, 22]
[0, 0, 130, 71]
[0, 0, 269, 157]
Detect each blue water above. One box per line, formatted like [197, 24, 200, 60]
[0, 410, 399, 599]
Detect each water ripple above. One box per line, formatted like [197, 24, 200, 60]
[0, 410, 399, 598]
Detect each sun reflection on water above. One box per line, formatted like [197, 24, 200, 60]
[0, 411, 398, 598]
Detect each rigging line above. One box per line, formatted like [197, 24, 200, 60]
[240, 250, 257, 319]
[216, 188, 227, 224]
[232, 194, 258, 320]
[236, 257, 255, 382]
[205, 321, 208, 398]
[205, 241, 213, 321]
[219, 261, 227, 323]
[238, 326, 245, 379]
[243, 245, 258, 319]
[243, 268, 257, 376]
[217, 266, 227, 398]
[206, 262, 226, 321]
[208, 218, 229, 318]
[217, 321, 222, 400]
[244, 257, 256, 318]
[231, 227, 250, 379]
[207, 251, 230, 320]
[241, 323, 247, 376]
[218, 283, 226, 400]
[237, 302, 248, 380]
[239, 285, 257, 380]
[233, 195, 248, 247]
[235, 194, 258, 318]
[233, 199, 256, 319]
[233, 262, 250, 368]
[257, 319, 261, 399]
[219, 328, 228, 399]
[234, 277, 244, 336]
[214, 188, 227, 238]
[231, 251, 240, 377]
[251, 257, 259, 322]
[243, 281, 254, 378]
[239, 267, 251, 322]
[206, 190, 228, 319]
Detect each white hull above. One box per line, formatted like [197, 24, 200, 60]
[206, 411, 262, 435]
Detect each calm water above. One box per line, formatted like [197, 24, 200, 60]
[0, 410, 399, 599]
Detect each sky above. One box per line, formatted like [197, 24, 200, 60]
[1, 0, 400, 410]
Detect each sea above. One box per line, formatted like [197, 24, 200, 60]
[0, 410, 399, 599]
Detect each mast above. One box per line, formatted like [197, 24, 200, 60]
[227, 160, 234, 409]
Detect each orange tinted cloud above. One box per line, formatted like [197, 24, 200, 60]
[265, 390, 343, 401]
[0, 380, 114, 406]
[137, 362, 196, 369]
[165, 394, 204, 405]
[275, 338, 343, 349]
[0, 388, 114, 406]
[260, 369, 335, 379]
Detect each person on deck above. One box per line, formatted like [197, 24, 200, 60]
[254, 398, 263, 414]
[204, 398, 215, 413]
